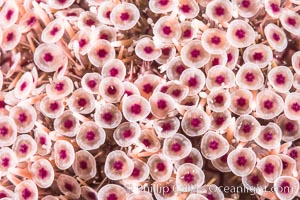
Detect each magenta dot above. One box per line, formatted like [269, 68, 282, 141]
[287, 17, 296, 26]
[0, 126, 8, 136]
[191, 118, 201, 127]
[184, 173, 194, 183]
[162, 47, 171, 56]
[215, 116, 225, 126]
[50, 27, 59, 36]
[2, 158, 9, 167]
[241, 0, 250, 8]
[245, 72, 255, 82]
[66, 12, 77, 17]
[85, 19, 95, 26]
[55, 82, 64, 91]
[113, 161, 123, 170]
[39, 137, 46, 145]
[275, 74, 285, 84]
[264, 163, 274, 174]
[171, 142, 181, 152]
[211, 36, 221, 45]
[22, 188, 32, 199]
[220, 154, 228, 163]
[291, 102, 300, 112]
[285, 122, 294, 132]
[212, 58, 220, 66]
[157, 99, 167, 109]
[215, 6, 225, 16]
[242, 124, 251, 133]
[237, 97, 246, 107]
[107, 86, 117, 95]
[144, 46, 153, 54]
[214, 95, 224, 104]
[130, 104, 142, 115]
[20, 82, 27, 91]
[131, 167, 140, 177]
[87, 80, 97, 89]
[109, 68, 119, 77]
[252, 52, 263, 61]
[156, 162, 166, 171]
[18, 113, 27, 123]
[159, 0, 169, 6]
[122, 130, 132, 138]
[143, 83, 154, 94]
[80, 160, 88, 170]
[176, 65, 186, 75]
[236, 156, 247, 166]
[120, 12, 130, 21]
[43, 53, 54, 62]
[215, 75, 225, 84]
[282, 161, 288, 169]
[263, 132, 273, 141]
[77, 98, 87, 107]
[289, 149, 298, 159]
[206, 194, 215, 200]
[102, 112, 113, 122]
[235, 29, 246, 39]
[124, 90, 133, 96]
[58, 0, 67, 3]
[5, 10, 14, 20]
[79, 39, 87, 48]
[64, 182, 73, 192]
[6, 32, 14, 42]
[250, 175, 260, 185]
[184, 156, 194, 164]
[88, 192, 97, 200]
[86, 131, 95, 141]
[162, 26, 172, 35]
[64, 119, 73, 129]
[183, 29, 192, 38]
[280, 181, 291, 194]
[209, 140, 219, 150]
[227, 53, 233, 62]
[0, 100, 6, 109]
[190, 49, 200, 58]
[172, 89, 181, 97]
[0, 193, 7, 198]
[270, 3, 280, 12]
[50, 102, 59, 111]
[107, 193, 118, 200]
[161, 123, 172, 132]
[160, 86, 169, 93]
[100, 34, 109, 40]
[97, 49, 108, 58]
[272, 32, 280, 41]
[105, 11, 111, 18]
[27, 16, 36, 26]
[38, 167, 48, 179]
[19, 144, 28, 154]
[264, 100, 273, 110]
[180, 4, 191, 13]
[142, 139, 151, 147]
[188, 77, 198, 87]
[59, 150, 67, 159]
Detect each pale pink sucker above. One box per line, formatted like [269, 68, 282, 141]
[274, 176, 299, 200]
[234, 115, 261, 142]
[53, 140, 75, 170]
[94, 103, 122, 129]
[153, 16, 182, 43]
[264, 23, 288, 52]
[57, 174, 81, 199]
[200, 131, 230, 160]
[14, 180, 38, 200]
[30, 159, 54, 188]
[110, 2, 140, 30]
[147, 154, 173, 182]
[113, 121, 141, 147]
[149, 0, 179, 14]
[175, 163, 205, 192]
[233, 0, 261, 18]
[254, 122, 282, 150]
[76, 121, 106, 150]
[162, 133, 192, 160]
[97, 184, 127, 200]
[104, 150, 134, 180]
[72, 150, 97, 180]
[205, 0, 233, 23]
